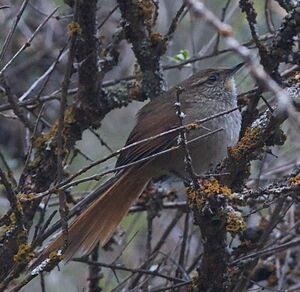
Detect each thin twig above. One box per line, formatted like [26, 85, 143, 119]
[56, 0, 79, 254]
[214, 0, 232, 52]
[188, 0, 295, 126]
[0, 0, 30, 64]
[97, 5, 119, 30]
[175, 211, 190, 281]
[22, 106, 237, 202]
[0, 75, 34, 131]
[72, 258, 186, 283]
[32, 127, 223, 198]
[0, 7, 59, 75]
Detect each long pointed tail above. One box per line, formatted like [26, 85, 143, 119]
[32, 167, 150, 267]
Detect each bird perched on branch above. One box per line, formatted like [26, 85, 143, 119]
[32, 63, 243, 267]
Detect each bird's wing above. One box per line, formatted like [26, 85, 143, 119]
[116, 95, 183, 168]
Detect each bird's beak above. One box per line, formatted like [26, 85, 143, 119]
[227, 62, 245, 76]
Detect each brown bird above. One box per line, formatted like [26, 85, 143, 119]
[33, 63, 243, 265]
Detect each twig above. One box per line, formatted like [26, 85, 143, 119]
[149, 281, 191, 292]
[88, 245, 101, 292]
[0, 7, 59, 75]
[19, 47, 68, 102]
[34, 127, 223, 196]
[164, 33, 273, 71]
[22, 106, 237, 202]
[0, 151, 17, 187]
[129, 201, 188, 213]
[214, 0, 232, 52]
[0, 0, 30, 64]
[97, 5, 119, 30]
[20, 105, 46, 190]
[264, 0, 275, 33]
[239, 0, 269, 67]
[0, 75, 34, 131]
[188, 0, 297, 128]
[164, 3, 186, 40]
[0, 168, 21, 220]
[175, 211, 190, 282]
[35, 43, 69, 101]
[89, 128, 114, 153]
[231, 238, 300, 266]
[72, 258, 186, 283]
[39, 273, 45, 292]
[129, 210, 185, 288]
[32, 210, 58, 247]
[275, 0, 298, 11]
[56, 0, 79, 254]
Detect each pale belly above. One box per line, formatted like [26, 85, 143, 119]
[148, 109, 241, 177]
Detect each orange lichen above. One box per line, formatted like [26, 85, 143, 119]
[19, 193, 36, 200]
[226, 211, 246, 233]
[150, 33, 168, 55]
[288, 70, 300, 85]
[186, 123, 201, 131]
[32, 122, 58, 149]
[186, 186, 205, 208]
[187, 275, 199, 292]
[64, 108, 76, 125]
[2, 225, 11, 234]
[150, 32, 166, 53]
[9, 212, 17, 225]
[32, 251, 65, 273]
[128, 83, 143, 100]
[13, 244, 35, 264]
[67, 21, 82, 35]
[15, 199, 24, 212]
[138, 0, 155, 29]
[150, 33, 162, 44]
[187, 178, 233, 209]
[228, 127, 262, 161]
[290, 173, 300, 185]
[49, 251, 64, 262]
[199, 177, 232, 197]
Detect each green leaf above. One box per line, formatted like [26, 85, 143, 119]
[168, 49, 191, 66]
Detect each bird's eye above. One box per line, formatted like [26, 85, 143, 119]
[207, 75, 217, 82]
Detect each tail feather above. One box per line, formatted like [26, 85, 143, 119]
[32, 167, 150, 268]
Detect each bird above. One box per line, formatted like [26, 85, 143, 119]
[32, 63, 243, 266]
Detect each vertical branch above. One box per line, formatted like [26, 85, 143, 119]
[0, 168, 23, 228]
[214, 0, 232, 52]
[75, 0, 99, 100]
[175, 212, 189, 280]
[88, 245, 102, 292]
[0, 75, 34, 131]
[146, 212, 153, 258]
[0, 0, 103, 283]
[117, 0, 166, 99]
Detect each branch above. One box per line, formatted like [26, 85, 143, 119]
[117, 0, 165, 99]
